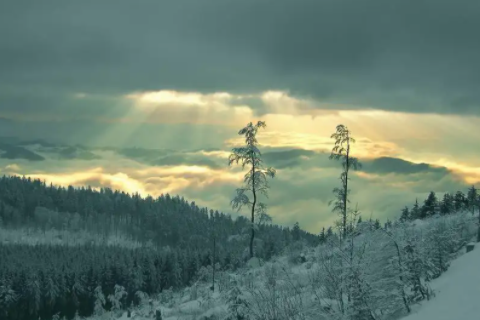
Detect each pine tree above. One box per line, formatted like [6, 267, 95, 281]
[43, 274, 59, 313]
[326, 226, 334, 239]
[292, 222, 301, 241]
[420, 192, 438, 219]
[410, 199, 420, 220]
[384, 219, 393, 230]
[108, 284, 127, 311]
[454, 191, 466, 212]
[400, 206, 410, 222]
[0, 280, 17, 318]
[329, 124, 362, 241]
[93, 286, 106, 316]
[467, 185, 479, 215]
[25, 271, 41, 318]
[229, 121, 276, 258]
[403, 238, 430, 303]
[319, 227, 326, 243]
[423, 220, 454, 279]
[440, 193, 454, 215]
[363, 229, 411, 317]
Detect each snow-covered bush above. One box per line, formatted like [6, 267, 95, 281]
[225, 284, 250, 320]
[0, 281, 17, 318]
[287, 241, 307, 264]
[93, 286, 106, 316]
[108, 284, 127, 315]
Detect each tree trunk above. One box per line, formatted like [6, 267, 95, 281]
[212, 236, 216, 291]
[343, 143, 350, 241]
[250, 192, 256, 259]
[250, 160, 257, 259]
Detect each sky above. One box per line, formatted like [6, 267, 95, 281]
[0, 0, 479, 233]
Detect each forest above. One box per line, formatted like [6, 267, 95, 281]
[0, 174, 478, 320]
[0, 174, 317, 320]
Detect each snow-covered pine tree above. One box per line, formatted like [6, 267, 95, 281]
[129, 262, 144, 295]
[93, 285, 106, 316]
[403, 233, 431, 303]
[108, 284, 127, 311]
[225, 284, 250, 320]
[369, 227, 411, 316]
[423, 220, 455, 280]
[24, 271, 42, 318]
[229, 120, 276, 259]
[43, 274, 59, 313]
[317, 237, 347, 315]
[329, 124, 361, 241]
[0, 279, 17, 319]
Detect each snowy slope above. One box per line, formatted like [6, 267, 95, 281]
[83, 213, 478, 320]
[402, 243, 480, 320]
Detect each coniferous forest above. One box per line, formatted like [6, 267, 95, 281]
[0, 175, 317, 320]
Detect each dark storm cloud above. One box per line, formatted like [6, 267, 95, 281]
[0, 89, 131, 119]
[1, 0, 480, 115]
[0, 141, 45, 161]
[0, 139, 101, 161]
[17, 139, 59, 148]
[362, 157, 450, 176]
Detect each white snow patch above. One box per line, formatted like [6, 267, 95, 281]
[402, 242, 480, 320]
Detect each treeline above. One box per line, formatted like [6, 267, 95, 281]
[314, 186, 479, 245]
[0, 175, 318, 251]
[399, 186, 479, 222]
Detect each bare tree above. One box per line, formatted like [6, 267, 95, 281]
[229, 121, 276, 258]
[329, 124, 361, 241]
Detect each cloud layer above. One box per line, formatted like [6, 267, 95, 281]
[2, 0, 480, 115]
[0, 140, 474, 233]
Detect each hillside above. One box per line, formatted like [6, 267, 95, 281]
[402, 240, 480, 320]
[80, 212, 478, 320]
[0, 175, 318, 320]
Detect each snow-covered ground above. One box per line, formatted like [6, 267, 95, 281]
[85, 212, 479, 320]
[102, 242, 480, 320]
[402, 241, 480, 320]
